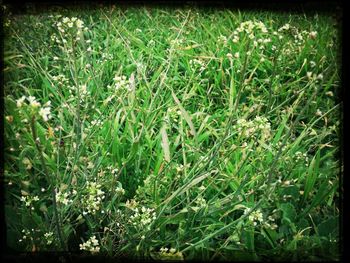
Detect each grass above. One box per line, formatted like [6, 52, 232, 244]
[3, 5, 341, 261]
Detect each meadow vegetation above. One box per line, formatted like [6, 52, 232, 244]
[3, 5, 341, 261]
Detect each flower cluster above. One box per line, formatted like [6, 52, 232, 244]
[294, 151, 309, 166]
[235, 20, 268, 39]
[129, 206, 157, 231]
[244, 208, 264, 226]
[217, 35, 228, 46]
[22, 157, 32, 170]
[79, 235, 100, 253]
[125, 199, 139, 209]
[20, 195, 39, 209]
[56, 189, 73, 206]
[191, 194, 207, 212]
[39, 101, 52, 121]
[306, 71, 323, 82]
[16, 96, 52, 122]
[116, 186, 125, 196]
[165, 106, 181, 124]
[19, 229, 33, 243]
[175, 163, 190, 173]
[159, 247, 184, 260]
[79, 84, 89, 102]
[189, 58, 206, 73]
[82, 181, 105, 215]
[278, 23, 317, 46]
[111, 74, 132, 91]
[51, 17, 86, 44]
[169, 38, 184, 47]
[91, 119, 103, 127]
[52, 74, 69, 86]
[231, 20, 273, 58]
[262, 215, 278, 230]
[44, 232, 54, 245]
[235, 116, 271, 141]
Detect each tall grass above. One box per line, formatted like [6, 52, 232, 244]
[3, 5, 341, 261]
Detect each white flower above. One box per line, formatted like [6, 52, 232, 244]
[76, 19, 84, 28]
[325, 91, 333, 97]
[27, 96, 41, 108]
[56, 191, 71, 205]
[39, 107, 51, 121]
[16, 96, 26, 107]
[79, 235, 100, 254]
[22, 157, 32, 170]
[232, 36, 239, 43]
[309, 31, 317, 39]
[315, 109, 322, 116]
[87, 162, 94, 169]
[234, 52, 240, 58]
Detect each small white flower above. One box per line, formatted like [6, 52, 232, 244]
[22, 158, 32, 170]
[16, 96, 26, 107]
[315, 109, 322, 116]
[76, 19, 84, 28]
[39, 107, 51, 121]
[62, 17, 70, 23]
[309, 31, 317, 39]
[317, 73, 323, 80]
[325, 91, 333, 97]
[27, 96, 41, 108]
[234, 52, 240, 58]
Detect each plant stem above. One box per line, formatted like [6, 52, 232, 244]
[234, 38, 251, 113]
[30, 115, 67, 251]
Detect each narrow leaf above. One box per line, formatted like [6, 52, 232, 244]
[160, 124, 171, 162]
[171, 91, 197, 137]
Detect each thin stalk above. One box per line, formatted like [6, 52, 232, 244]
[233, 38, 251, 113]
[30, 116, 67, 251]
[266, 41, 283, 112]
[265, 84, 319, 186]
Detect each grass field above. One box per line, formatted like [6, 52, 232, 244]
[3, 5, 342, 261]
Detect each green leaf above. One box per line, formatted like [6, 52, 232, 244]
[317, 216, 339, 237]
[242, 227, 255, 252]
[279, 203, 296, 224]
[300, 180, 335, 218]
[303, 149, 321, 203]
[171, 91, 197, 138]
